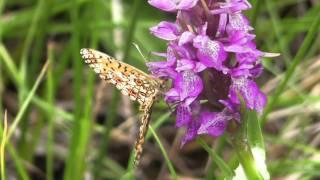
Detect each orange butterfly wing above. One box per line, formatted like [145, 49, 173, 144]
[81, 48, 161, 165]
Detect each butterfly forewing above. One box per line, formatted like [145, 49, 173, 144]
[80, 48, 160, 108]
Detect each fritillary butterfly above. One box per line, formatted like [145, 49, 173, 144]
[80, 48, 163, 165]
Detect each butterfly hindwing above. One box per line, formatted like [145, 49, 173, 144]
[133, 97, 156, 165]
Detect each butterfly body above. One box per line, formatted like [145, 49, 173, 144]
[80, 48, 164, 165]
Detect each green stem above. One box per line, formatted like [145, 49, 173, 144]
[149, 126, 177, 180]
[232, 138, 262, 179]
[230, 103, 263, 179]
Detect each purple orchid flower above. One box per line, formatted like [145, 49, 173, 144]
[148, 0, 199, 12]
[147, 0, 276, 145]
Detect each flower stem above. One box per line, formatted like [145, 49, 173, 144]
[232, 134, 262, 179]
[230, 98, 263, 179]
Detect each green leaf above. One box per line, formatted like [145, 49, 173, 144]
[248, 111, 269, 179]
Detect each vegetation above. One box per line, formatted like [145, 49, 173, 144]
[0, 0, 319, 179]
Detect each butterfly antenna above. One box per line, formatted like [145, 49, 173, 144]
[166, 103, 175, 114]
[165, 100, 181, 114]
[132, 43, 148, 63]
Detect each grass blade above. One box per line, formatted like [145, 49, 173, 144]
[46, 43, 55, 180]
[6, 61, 49, 140]
[261, 11, 320, 124]
[0, 43, 20, 85]
[0, 110, 8, 180]
[149, 126, 177, 180]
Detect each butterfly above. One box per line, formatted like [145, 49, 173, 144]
[80, 48, 164, 165]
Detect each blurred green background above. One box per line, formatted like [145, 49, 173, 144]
[0, 0, 320, 179]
